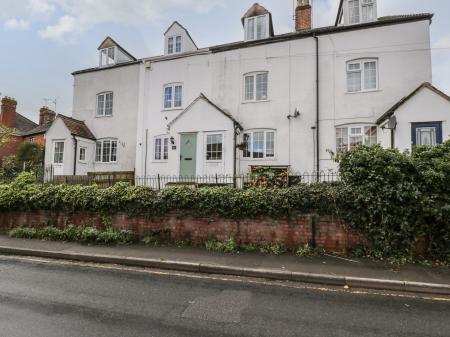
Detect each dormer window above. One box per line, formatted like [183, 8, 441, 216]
[348, 0, 376, 25]
[100, 47, 115, 67]
[245, 15, 269, 41]
[167, 35, 182, 54]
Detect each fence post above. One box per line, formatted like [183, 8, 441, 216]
[157, 174, 161, 190]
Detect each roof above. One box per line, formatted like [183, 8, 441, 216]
[241, 3, 274, 37]
[167, 93, 243, 130]
[376, 82, 450, 125]
[72, 12, 433, 75]
[22, 121, 53, 136]
[15, 113, 38, 134]
[163, 21, 199, 50]
[97, 36, 137, 61]
[58, 114, 96, 140]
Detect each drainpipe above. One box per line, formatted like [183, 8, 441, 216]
[144, 129, 148, 176]
[313, 34, 320, 180]
[73, 136, 78, 176]
[233, 122, 238, 188]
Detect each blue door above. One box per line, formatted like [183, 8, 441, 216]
[411, 122, 443, 146]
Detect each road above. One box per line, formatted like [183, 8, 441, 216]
[0, 256, 449, 337]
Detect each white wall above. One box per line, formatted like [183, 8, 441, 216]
[44, 118, 74, 176]
[164, 23, 197, 55]
[72, 64, 140, 173]
[380, 87, 450, 152]
[137, 19, 432, 176]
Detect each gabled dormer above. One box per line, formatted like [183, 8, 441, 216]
[335, 0, 378, 26]
[164, 21, 198, 56]
[98, 36, 137, 67]
[242, 3, 274, 42]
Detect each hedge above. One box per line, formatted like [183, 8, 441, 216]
[0, 141, 449, 263]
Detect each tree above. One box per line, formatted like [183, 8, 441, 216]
[16, 142, 44, 172]
[0, 124, 12, 148]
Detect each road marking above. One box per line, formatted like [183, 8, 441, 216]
[1, 254, 449, 303]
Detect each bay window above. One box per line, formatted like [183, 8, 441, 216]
[154, 136, 169, 161]
[96, 139, 118, 163]
[244, 72, 268, 102]
[347, 59, 378, 92]
[336, 125, 377, 154]
[243, 130, 276, 159]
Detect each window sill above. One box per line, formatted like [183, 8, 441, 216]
[206, 160, 223, 163]
[345, 89, 381, 95]
[94, 162, 118, 165]
[241, 157, 277, 161]
[162, 107, 184, 112]
[95, 115, 114, 118]
[242, 100, 270, 104]
[153, 160, 169, 163]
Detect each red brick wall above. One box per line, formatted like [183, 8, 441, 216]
[296, 4, 312, 32]
[0, 134, 24, 158]
[0, 210, 364, 252]
[23, 134, 46, 146]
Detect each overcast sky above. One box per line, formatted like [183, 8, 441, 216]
[0, 0, 449, 122]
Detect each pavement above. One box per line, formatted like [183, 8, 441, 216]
[0, 236, 449, 295]
[0, 256, 449, 337]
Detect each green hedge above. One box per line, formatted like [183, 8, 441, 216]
[0, 141, 449, 263]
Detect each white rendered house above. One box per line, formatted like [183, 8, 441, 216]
[45, 0, 448, 179]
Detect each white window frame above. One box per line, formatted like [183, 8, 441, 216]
[154, 135, 169, 162]
[99, 47, 116, 67]
[346, 58, 378, 93]
[163, 83, 183, 110]
[347, 0, 376, 25]
[167, 35, 182, 54]
[53, 141, 64, 165]
[335, 125, 377, 154]
[205, 132, 224, 162]
[79, 147, 87, 163]
[95, 139, 118, 163]
[242, 130, 276, 160]
[243, 72, 269, 102]
[96, 92, 114, 117]
[244, 14, 269, 41]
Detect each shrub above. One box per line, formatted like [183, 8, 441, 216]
[96, 227, 135, 245]
[9, 227, 37, 239]
[81, 226, 99, 242]
[37, 226, 65, 241]
[205, 238, 239, 253]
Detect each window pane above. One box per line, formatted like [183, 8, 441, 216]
[102, 140, 111, 162]
[154, 138, 162, 160]
[175, 36, 182, 53]
[243, 133, 251, 158]
[362, 1, 375, 22]
[416, 128, 436, 146]
[168, 37, 174, 54]
[79, 148, 86, 161]
[364, 61, 377, 90]
[246, 18, 255, 41]
[252, 132, 264, 158]
[97, 94, 105, 116]
[174, 85, 182, 107]
[111, 141, 117, 162]
[163, 138, 169, 160]
[336, 128, 349, 154]
[105, 92, 113, 116]
[206, 134, 223, 161]
[348, 0, 360, 24]
[256, 73, 268, 100]
[54, 142, 64, 164]
[266, 132, 275, 157]
[245, 75, 255, 101]
[347, 71, 362, 92]
[364, 126, 377, 145]
[257, 16, 266, 39]
[96, 142, 102, 162]
[100, 49, 108, 66]
[164, 86, 173, 109]
[107, 47, 115, 64]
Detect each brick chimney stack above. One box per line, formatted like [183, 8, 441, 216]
[39, 106, 56, 125]
[0, 96, 17, 129]
[295, 0, 312, 32]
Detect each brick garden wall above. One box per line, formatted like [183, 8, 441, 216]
[0, 210, 364, 252]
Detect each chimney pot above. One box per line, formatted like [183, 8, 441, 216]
[295, 0, 312, 32]
[39, 106, 56, 125]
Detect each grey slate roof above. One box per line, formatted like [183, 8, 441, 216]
[22, 121, 53, 136]
[15, 113, 38, 135]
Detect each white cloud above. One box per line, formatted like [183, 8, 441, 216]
[27, 0, 56, 16]
[4, 18, 30, 30]
[38, 15, 76, 40]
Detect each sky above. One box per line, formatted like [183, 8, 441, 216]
[0, 0, 449, 122]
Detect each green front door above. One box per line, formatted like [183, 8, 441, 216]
[180, 134, 197, 177]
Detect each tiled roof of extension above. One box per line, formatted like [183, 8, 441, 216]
[14, 113, 38, 135]
[58, 114, 96, 140]
[71, 13, 433, 75]
[22, 121, 53, 136]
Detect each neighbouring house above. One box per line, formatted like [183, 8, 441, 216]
[0, 97, 38, 159]
[45, 0, 448, 179]
[22, 107, 57, 146]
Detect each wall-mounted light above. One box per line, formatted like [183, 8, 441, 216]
[170, 136, 175, 145]
[287, 108, 301, 120]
